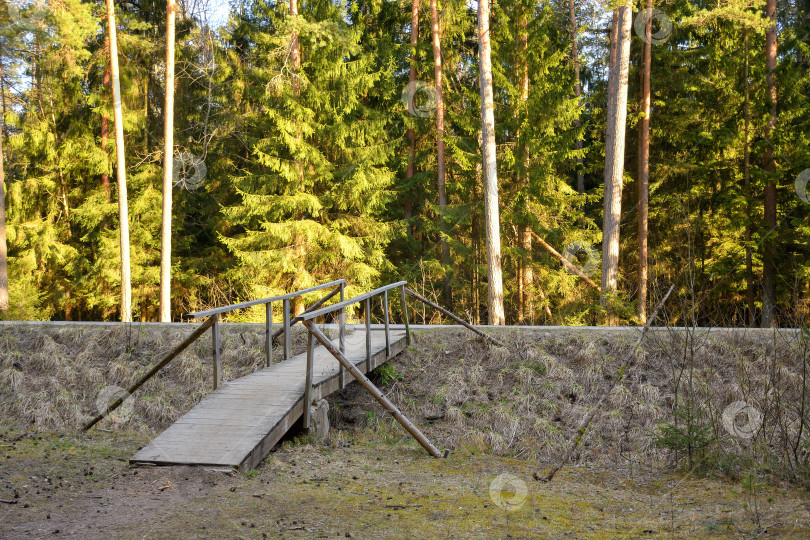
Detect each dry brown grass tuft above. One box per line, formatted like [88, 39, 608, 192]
[0, 323, 308, 433]
[332, 327, 810, 483]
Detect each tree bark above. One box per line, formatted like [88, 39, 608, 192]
[637, 0, 652, 324]
[430, 0, 451, 306]
[106, 0, 133, 322]
[160, 0, 176, 323]
[0, 110, 7, 311]
[517, 2, 531, 323]
[478, 0, 505, 325]
[101, 36, 111, 196]
[0, 49, 7, 311]
[404, 0, 419, 231]
[761, 0, 778, 328]
[602, 2, 633, 324]
[601, 3, 632, 322]
[569, 0, 584, 194]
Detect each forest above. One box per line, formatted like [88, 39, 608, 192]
[0, 0, 808, 327]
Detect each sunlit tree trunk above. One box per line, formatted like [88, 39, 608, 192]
[430, 0, 450, 306]
[601, 2, 632, 322]
[637, 0, 652, 324]
[160, 0, 176, 322]
[0, 49, 7, 311]
[101, 36, 111, 196]
[478, 0, 505, 325]
[0, 110, 7, 312]
[106, 0, 132, 322]
[517, 2, 532, 323]
[761, 0, 778, 328]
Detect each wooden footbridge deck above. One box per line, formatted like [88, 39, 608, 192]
[131, 328, 405, 470]
[85, 280, 501, 469]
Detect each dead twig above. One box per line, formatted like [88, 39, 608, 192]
[534, 284, 675, 483]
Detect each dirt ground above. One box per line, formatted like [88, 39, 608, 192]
[2, 426, 810, 539]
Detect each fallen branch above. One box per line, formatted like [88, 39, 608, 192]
[530, 232, 600, 291]
[534, 284, 675, 483]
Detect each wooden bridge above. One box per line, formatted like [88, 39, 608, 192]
[85, 281, 501, 470]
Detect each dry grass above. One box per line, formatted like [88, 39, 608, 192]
[0, 323, 311, 432]
[2, 323, 809, 485]
[334, 327, 810, 484]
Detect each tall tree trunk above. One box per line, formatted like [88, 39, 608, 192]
[0, 51, 8, 311]
[761, 0, 778, 328]
[404, 0, 419, 232]
[106, 0, 133, 322]
[601, 3, 633, 321]
[517, 2, 532, 323]
[637, 0, 652, 324]
[478, 0, 505, 325]
[160, 0, 176, 323]
[101, 36, 111, 196]
[430, 0, 451, 306]
[744, 30, 755, 327]
[569, 0, 584, 194]
[0, 113, 7, 312]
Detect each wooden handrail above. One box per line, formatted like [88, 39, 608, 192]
[185, 279, 347, 319]
[299, 281, 407, 321]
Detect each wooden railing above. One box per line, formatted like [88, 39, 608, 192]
[185, 279, 347, 388]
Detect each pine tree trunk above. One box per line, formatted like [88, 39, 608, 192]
[744, 31, 755, 327]
[430, 0, 450, 307]
[569, 0, 584, 194]
[517, 3, 531, 323]
[106, 0, 133, 322]
[601, 3, 632, 322]
[637, 0, 652, 324]
[0, 115, 7, 312]
[478, 0, 505, 325]
[404, 0, 419, 231]
[761, 0, 778, 328]
[101, 37, 111, 196]
[160, 0, 176, 323]
[0, 52, 8, 311]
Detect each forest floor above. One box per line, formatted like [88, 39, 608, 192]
[2, 324, 810, 538]
[2, 426, 810, 539]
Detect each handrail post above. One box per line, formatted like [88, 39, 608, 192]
[303, 330, 314, 429]
[365, 297, 371, 372]
[265, 302, 273, 368]
[212, 314, 221, 390]
[339, 282, 346, 388]
[400, 284, 411, 345]
[283, 298, 291, 360]
[383, 290, 390, 356]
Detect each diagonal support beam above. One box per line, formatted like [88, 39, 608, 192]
[302, 321, 443, 458]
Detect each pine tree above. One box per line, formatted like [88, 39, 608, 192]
[478, 0, 504, 324]
[601, 1, 632, 321]
[219, 0, 395, 303]
[160, 0, 177, 322]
